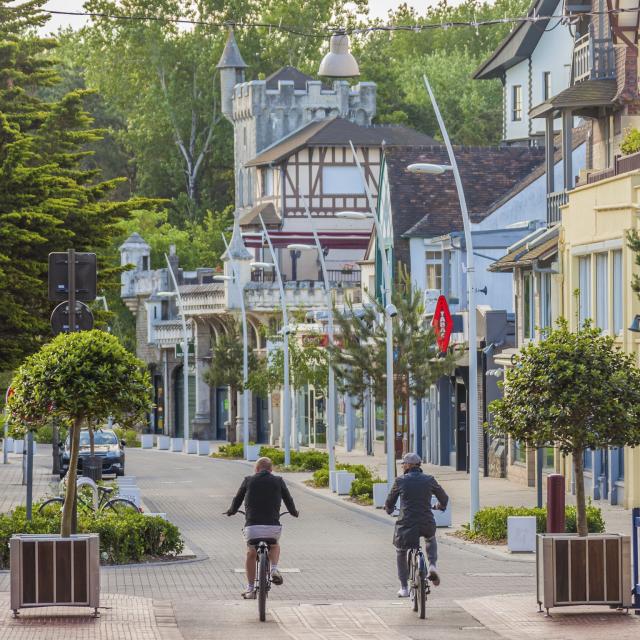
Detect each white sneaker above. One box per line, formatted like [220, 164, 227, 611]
[428, 565, 440, 586]
[397, 586, 410, 598]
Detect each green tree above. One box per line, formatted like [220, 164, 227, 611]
[487, 319, 640, 537]
[7, 330, 152, 537]
[627, 229, 640, 298]
[330, 268, 456, 448]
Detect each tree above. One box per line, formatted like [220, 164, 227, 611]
[330, 268, 456, 449]
[7, 330, 152, 537]
[627, 229, 640, 298]
[487, 319, 640, 537]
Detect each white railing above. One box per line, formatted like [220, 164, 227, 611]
[152, 320, 193, 346]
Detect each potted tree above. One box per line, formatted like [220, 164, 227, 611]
[7, 330, 151, 614]
[488, 319, 640, 613]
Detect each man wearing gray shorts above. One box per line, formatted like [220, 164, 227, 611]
[226, 457, 299, 599]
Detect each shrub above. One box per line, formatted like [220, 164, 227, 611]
[349, 476, 385, 502]
[312, 467, 330, 487]
[215, 443, 245, 458]
[0, 505, 184, 568]
[467, 503, 606, 543]
[309, 462, 374, 488]
[114, 426, 141, 448]
[259, 446, 329, 471]
[621, 128, 640, 155]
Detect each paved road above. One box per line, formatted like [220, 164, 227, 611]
[96, 449, 535, 639]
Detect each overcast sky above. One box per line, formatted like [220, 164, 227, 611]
[41, 1, 439, 34]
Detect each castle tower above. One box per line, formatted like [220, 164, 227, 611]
[216, 28, 247, 121]
[119, 232, 151, 298]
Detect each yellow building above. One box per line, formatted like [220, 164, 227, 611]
[559, 170, 640, 508]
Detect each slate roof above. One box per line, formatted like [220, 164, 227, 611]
[265, 66, 315, 90]
[238, 202, 281, 226]
[387, 145, 546, 267]
[216, 28, 248, 69]
[473, 0, 561, 80]
[244, 117, 437, 167]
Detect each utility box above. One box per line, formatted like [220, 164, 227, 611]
[10, 534, 100, 615]
[507, 516, 536, 552]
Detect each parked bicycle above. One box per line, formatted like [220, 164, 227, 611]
[407, 545, 431, 619]
[233, 509, 289, 622]
[38, 484, 140, 516]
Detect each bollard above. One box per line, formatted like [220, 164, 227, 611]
[546, 473, 565, 533]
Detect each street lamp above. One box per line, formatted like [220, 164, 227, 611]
[159, 253, 191, 449]
[214, 236, 250, 461]
[286, 194, 337, 476]
[336, 141, 397, 486]
[407, 74, 480, 526]
[253, 215, 292, 466]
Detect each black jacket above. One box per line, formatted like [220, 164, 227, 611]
[384, 468, 448, 548]
[227, 470, 298, 526]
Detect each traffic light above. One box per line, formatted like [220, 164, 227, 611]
[48, 252, 97, 302]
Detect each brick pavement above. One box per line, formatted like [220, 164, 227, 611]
[457, 593, 640, 640]
[0, 450, 56, 513]
[0, 593, 181, 640]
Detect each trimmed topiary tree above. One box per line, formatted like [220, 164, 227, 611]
[487, 319, 640, 537]
[7, 330, 152, 537]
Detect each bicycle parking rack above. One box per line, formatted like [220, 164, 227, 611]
[633, 507, 640, 615]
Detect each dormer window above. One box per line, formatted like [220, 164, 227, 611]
[512, 85, 523, 121]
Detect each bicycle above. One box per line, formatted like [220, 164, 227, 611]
[407, 545, 431, 619]
[233, 510, 289, 622]
[38, 484, 140, 516]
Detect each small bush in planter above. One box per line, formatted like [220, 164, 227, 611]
[114, 427, 141, 448]
[214, 443, 245, 458]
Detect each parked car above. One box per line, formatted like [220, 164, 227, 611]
[59, 429, 126, 478]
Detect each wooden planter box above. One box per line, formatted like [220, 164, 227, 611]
[10, 534, 100, 616]
[536, 533, 631, 614]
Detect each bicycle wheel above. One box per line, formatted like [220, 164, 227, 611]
[418, 559, 427, 619]
[258, 551, 269, 622]
[38, 497, 64, 517]
[105, 498, 139, 515]
[409, 552, 418, 612]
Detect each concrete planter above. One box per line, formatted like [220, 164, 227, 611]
[536, 533, 631, 614]
[336, 472, 356, 496]
[507, 516, 536, 552]
[10, 534, 100, 615]
[140, 434, 154, 449]
[117, 485, 141, 508]
[169, 438, 183, 452]
[373, 482, 389, 508]
[13, 439, 24, 455]
[116, 476, 136, 486]
[184, 439, 198, 455]
[156, 435, 170, 450]
[246, 444, 261, 462]
[432, 496, 452, 528]
[329, 470, 340, 492]
[4, 437, 14, 453]
[196, 441, 210, 456]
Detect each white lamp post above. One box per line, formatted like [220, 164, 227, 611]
[159, 254, 191, 449]
[336, 141, 397, 485]
[286, 197, 336, 476]
[214, 235, 250, 461]
[406, 74, 480, 526]
[253, 214, 292, 467]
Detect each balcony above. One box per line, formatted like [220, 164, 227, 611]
[245, 280, 361, 312]
[546, 190, 568, 224]
[572, 29, 615, 84]
[152, 320, 193, 347]
[251, 269, 361, 285]
[577, 150, 640, 187]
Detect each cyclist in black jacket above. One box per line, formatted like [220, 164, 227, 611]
[226, 457, 299, 599]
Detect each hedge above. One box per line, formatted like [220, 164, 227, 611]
[311, 462, 374, 488]
[0, 505, 184, 568]
[464, 504, 606, 542]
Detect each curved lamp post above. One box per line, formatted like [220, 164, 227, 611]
[406, 74, 480, 526]
[214, 234, 250, 461]
[253, 214, 292, 467]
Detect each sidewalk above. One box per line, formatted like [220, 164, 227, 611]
[0, 449, 56, 513]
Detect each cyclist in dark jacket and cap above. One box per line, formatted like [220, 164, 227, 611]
[385, 452, 449, 597]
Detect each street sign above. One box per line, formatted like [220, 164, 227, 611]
[431, 295, 453, 353]
[175, 342, 195, 358]
[48, 252, 97, 302]
[50, 301, 94, 334]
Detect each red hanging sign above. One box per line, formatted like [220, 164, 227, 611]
[431, 295, 453, 353]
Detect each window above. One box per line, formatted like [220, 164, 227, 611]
[161, 300, 169, 321]
[512, 85, 522, 121]
[513, 439, 526, 464]
[595, 253, 608, 331]
[261, 168, 274, 196]
[142, 255, 149, 271]
[523, 272, 534, 340]
[540, 272, 552, 331]
[612, 250, 623, 334]
[425, 250, 442, 291]
[322, 166, 365, 195]
[578, 255, 591, 324]
[543, 72, 552, 100]
[543, 446, 555, 469]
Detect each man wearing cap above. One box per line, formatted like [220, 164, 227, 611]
[385, 452, 449, 597]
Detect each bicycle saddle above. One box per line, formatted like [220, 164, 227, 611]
[248, 538, 277, 546]
[99, 486, 113, 494]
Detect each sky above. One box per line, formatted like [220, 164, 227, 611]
[40, 1, 437, 34]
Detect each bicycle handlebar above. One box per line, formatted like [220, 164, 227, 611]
[225, 509, 291, 517]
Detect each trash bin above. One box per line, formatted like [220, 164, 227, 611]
[83, 455, 102, 482]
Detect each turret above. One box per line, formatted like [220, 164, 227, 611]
[216, 27, 248, 121]
[119, 232, 150, 298]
